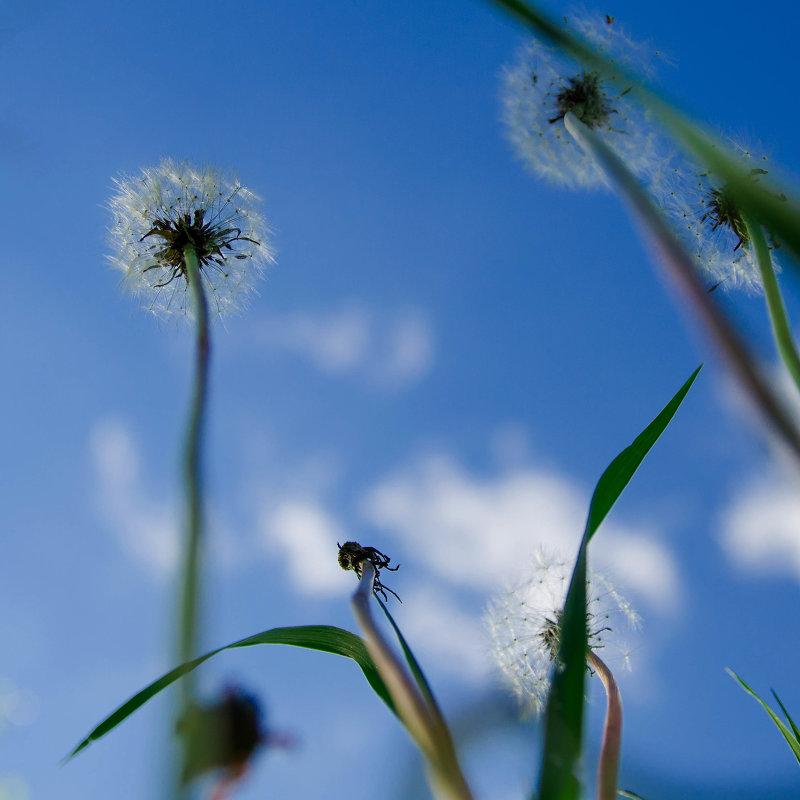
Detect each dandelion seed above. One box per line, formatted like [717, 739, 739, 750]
[108, 160, 273, 318]
[501, 12, 663, 189]
[485, 549, 639, 716]
[650, 143, 783, 293]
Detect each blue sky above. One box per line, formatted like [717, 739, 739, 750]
[3, 0, 800, 798]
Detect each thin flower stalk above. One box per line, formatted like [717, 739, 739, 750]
[742, 213, 800, 393]
[178, 242, 210, 705]
[350, 562, 475, 800]
[561, 110, 800, 463]
[586, 650, 622, 800]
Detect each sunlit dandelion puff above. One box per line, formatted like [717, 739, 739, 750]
[501, 12, 664, 190]
[485, 549, 639, 716]
[108, 160, 273, 318]
[651, 142, 783, 293]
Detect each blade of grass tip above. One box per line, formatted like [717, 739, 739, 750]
[65, 625, 395, 763]
[486, 0, 800, 267]
[772, 690, 800, 743]
[562, 111, 800, 466]
[537, 369, 700, 800]
[726, 669, 800, 765]
[618, 791, 649, 800]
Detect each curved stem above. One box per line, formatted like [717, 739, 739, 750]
[743, 216, 800, 393]
[350, 564, 475, 800]
[178, 244, 211, 705]
[563, 111, 800, 464]
[586, 651, 622, 800]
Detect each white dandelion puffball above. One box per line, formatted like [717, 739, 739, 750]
[485, 550, 639, 716]
[650, 144, 781, 294]
[502, 12, 662, 189]
[108, 160, 273, 318]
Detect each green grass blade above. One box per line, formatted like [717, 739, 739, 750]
[772, 689, 800, 743]
[618, 791, 649, 800]
[727, 669, 800, 765]
[585, 366, 701, 541]
[66, 625, 395, 763]
[377, 598, 441, 715]
[537, 369, 700, 800]
[487, 0, 800, 268]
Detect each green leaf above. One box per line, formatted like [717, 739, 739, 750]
[727, 669, 800, 765]
[66, 625, 395, 763]
[537, 368, 700, 800]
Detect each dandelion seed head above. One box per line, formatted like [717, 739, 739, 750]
[501, 12, 663, 189]
[485, 549, 639, 716]
[651, 141, 782, 293]
[108, 159, 274, 319]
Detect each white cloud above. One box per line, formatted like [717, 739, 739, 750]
[719, 472, 800, 579]
[394, 584, 491, 684]
[89, 419, 179, 578]
[258, 499, 353, 596]
[360, 453, 680, 613]
[251, 305, 433, 389]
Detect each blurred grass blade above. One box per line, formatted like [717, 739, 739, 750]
[487, 0, 800, 265]
[727, 669, 800, 765]
[772, 689, 800, 742]
[66, 625, 395, 762]
[618, 791, 648, 800]
[538, 368, 699, 800]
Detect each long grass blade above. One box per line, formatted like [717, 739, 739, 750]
[66, 625, 395, 762]
[537, 368, 699, 800]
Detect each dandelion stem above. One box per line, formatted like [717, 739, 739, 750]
[562, 110, 800, 463]
[586, 650, 622, 800]
[743, 215, 800, 393]
[178, 243, 210, 704]
[350, 563, 475, 800]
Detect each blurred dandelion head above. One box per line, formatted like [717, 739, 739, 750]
[108, 160, 273, 318]
[485, 549, 639, 716]
[501, 12, 663, 189]
[652, 143, 782, 292]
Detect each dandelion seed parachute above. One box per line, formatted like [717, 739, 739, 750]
[108, 160, 274, 318]
[501, 12, 663, 190]
[485, 550, 639, 716]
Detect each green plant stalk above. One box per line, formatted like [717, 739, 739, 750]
[561, 111, 800, 462]
[586, 651, 622, 800]
[350, 563, 475, 800]
[743, 215, 800, 393]
[178, 242, 210, 704]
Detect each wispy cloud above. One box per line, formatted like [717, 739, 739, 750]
[360, 452, 681, 612]
[258, 498, 353, 596]
[89, 419, 179, 578]
[251, 305, 433, 389]
[394, 584, 491, 684]
[88, 419, 240, 578]
[719, 471, 800, 580]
